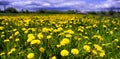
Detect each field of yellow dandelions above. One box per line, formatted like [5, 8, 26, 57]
[0, 14, 120, 59]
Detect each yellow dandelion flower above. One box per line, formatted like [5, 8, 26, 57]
[92, 50, 97, 55]
[65, 34, 72, 38]
[42, 27, 49, 32]
[0, 26, 4, 30]
[13, 29, 17, 31]
[10, 48, 16, 53]
[37, 33, 43, 39]
[9, 36, 13, 39]
[113, 39, 119, 42]
[30, 40, 41, 45]
[0, 52, 5, 56]
[47, 35, 52, 39]
[94, 44, 102, 51]
[60, 38, 70, 46]
[60, 49, 69, 57]
[15, 31, 19, 36]
[71, 48, 79, 55]
[67, 29, 74, 34]
[4, 39, 9, 42]
[7, 51, 12, 55]
[57, 27, 63, 31]
[99, 52, 105, 57]
[27, 38, 33, 42]
[15, 38, 20, 42]
[83, 45, 91, 52]
[39, 47, 45, 53]
[22, 27, 26, 31]
[24, 30, 28, 33]
[1, 35, 5, 38]
[27, 53, 34, 59]
[110, 30, 113, 35]
[51, 56, 57, 59]
[56, 44, 61, 48]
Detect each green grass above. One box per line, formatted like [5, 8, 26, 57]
[0, 14, 120, 59]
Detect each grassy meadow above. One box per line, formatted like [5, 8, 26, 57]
[0, 14, 120, 59]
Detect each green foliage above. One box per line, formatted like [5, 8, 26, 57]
[4, 7, 18, 13]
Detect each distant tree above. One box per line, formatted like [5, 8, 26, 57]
[4, 7, 18, 13]
[21, 9, 25, 13]
[25, 10, 29, 13]
[65, 10, 76, 14]
[108, 10, 116, 15]
[88, 11, 97, 14]
[36, 9, 47, 13]
[46, 10, 63, 14]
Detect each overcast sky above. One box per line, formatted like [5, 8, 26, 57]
[0, 0, 120, 11]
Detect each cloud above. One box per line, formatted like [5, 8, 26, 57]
[0, 0, 120, 11]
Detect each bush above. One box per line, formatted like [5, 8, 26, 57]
[4, 7, 18, 13]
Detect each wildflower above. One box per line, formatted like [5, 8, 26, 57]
[15, 38, 20, 42]
[113, 39, 119, 42]
[71, 48, 79, 55]
[10, 48, 15, 51]
[94, 44, 102, 51]
[92, 50, 97, 56]
[83, 45, 91, 52]
[39, 47, 45, 53]
[65, 34, 72, 38]
[67, 29, 74, 34]
[27, 53, 34, 59]
[117, 46, 120, 49]
[42, 27, 49, 32]
[1, 35, 5, 38]
[47, 35, 52, 39]
[92, 35, 103, 41]
[30, 40, 41, 45]
[110, 57, 114, 59]
[27, 34, 35, 42]
[31, 28, 36, 32]
[56, 44, 61, 48]
[110, 30, 113, 35]
[9, 36, 13, 39]
[103, 25, 107, 28]
[7, 48, 16, 55]
[1, 32, 4, 34]
[22, 27, 26, 31]
[60, 49, 69, 57]
[78, 38, 81, 41]
[37, 33, 43, 39]
[60, 38, 70, 46]
[0, 26, 4, 30]
[84, 36, 88, 39]
[4, 39, 9, 42]
[27, 38, 33, 42]
[15, 31, 19, 36]
[7, 51, 12, 55]
[24, 30, 28, 33]
[28, 34, 35, 39]
[57, 27, 63, 32]
[0, 52, 5, 56]
[78, 27, 84, 32]
[64, 29, 74, 34]
[13, 29, 17, 31]
[88, 42, 92, 44]
[51, 56, 57, 59]
[99, 52, 105, 57]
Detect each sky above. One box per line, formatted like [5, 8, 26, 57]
[0, 0, 120, 11]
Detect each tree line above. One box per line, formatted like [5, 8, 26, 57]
[0, 7, 120, 15]
[0, 7, 77, 14]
